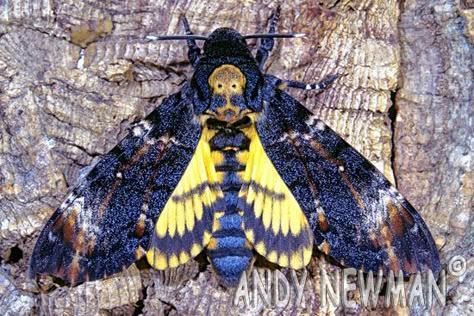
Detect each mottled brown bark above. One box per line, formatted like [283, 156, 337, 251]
[0, 0, 471, 315]
[396, 0, 473, 314]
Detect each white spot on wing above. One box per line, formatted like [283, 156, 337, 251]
[132, 120, 152, 137]
[159, 135, 171, 143]
[133, 126, 144, 137]
[61, 196, 85, 220]
[72, 196, 101, 241]
[168, 136, 182, 146]
[48, 232, 57, 242]
[142, 121, 152, 131]
[388, 186, 405, 203]
[278, 133, 290, 142]
[73, 197, 85, 210]
[315, 121, 326, 131]
[60, 193, 76, 209]
[146, 138, 156, 145]
[305, 115, 317, 126]
[317, 206, 326, 216]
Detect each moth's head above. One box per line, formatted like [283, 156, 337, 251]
[191, 28, 263, 121]
[202, 28, 253, 59]
[152, 20, 304, 121]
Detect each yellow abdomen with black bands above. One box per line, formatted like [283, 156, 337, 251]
[147, 117, 313, 286]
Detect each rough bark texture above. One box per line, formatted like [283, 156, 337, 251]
[0, 0, 471, 315]
[396, 0, 473, 314]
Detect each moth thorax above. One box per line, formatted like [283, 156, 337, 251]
[208, 64, 247, 122]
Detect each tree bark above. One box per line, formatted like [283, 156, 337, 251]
[0, 0, 471, 315]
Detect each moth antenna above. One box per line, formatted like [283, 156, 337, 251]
[182, 15, 192, 35]
[145, 16, 204, 66]
[146, 17, 207, 41]
[268, 5, 281, 34]
[255, 6, 281, 69]
[149, 33, 305, 40]
[244, 33, 306, 39]
[146, 35, 208, 41]
[181, 15, 202, 66]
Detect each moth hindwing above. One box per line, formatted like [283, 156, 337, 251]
[30, 9, 440, 287]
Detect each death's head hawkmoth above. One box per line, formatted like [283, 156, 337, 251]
[30, 8, 440, 287]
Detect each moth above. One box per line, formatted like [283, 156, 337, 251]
[30, 8, 440, 287]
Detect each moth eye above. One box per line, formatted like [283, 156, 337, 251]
[232, 84, 237, 89]
[218, 83, 223, 88]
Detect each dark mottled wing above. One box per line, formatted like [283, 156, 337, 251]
[256, 88, 441, 275]
[29, 87, 201, 285]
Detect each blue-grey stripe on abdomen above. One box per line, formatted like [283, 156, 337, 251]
[207, 127, 252, 286]
[207, 212, 252, 286]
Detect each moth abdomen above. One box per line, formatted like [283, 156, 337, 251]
[207, 213, 252, 286]
[207, 123, 253, 285]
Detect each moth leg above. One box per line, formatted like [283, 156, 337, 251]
[265, 73, 339, 93]
[182, 16, 201, 67]
[256, 6, 281, 69]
